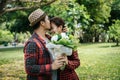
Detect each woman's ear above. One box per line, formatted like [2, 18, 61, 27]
[59, 25, 63, 29]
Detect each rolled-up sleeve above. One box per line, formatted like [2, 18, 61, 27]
[24, 41, 52, 76]
[66, 50, 80, 70]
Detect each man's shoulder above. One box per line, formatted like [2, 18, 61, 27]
[25, 37, 37, 46]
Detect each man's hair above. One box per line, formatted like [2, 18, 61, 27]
[32, 14, 46, 30]
[50, 17, 65, 29]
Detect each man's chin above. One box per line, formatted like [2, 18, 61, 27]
[45, 28, 51, 31]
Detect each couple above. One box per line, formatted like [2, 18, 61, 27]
[24, 9, 80, 80]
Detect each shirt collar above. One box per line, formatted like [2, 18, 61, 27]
[32, 32, 51, 44]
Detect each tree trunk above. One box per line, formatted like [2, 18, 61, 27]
[116, 39, 119, 46]
[0, 0, 7, 13]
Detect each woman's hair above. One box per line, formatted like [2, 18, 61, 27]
[32, 13, 47, 30]
[50, 17, 66, 29]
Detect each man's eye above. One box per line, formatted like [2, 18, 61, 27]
[48, 17, 50, 20]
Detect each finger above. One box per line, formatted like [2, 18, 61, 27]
[57, 60, 66, 64]
[56, 63, 63, 67]
[56, 56, 64, 60]
[58, 63, 64, 67]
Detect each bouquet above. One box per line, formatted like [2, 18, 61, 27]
[46, 33, 78, 70]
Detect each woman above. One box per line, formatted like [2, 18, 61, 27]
[50, 17, 80, 80]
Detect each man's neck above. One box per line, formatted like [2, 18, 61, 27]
[35, 27, 46, 39]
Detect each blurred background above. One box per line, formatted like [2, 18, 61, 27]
[0, 0, 120, 80]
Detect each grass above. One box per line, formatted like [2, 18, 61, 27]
[76, 43, 120, 80]
[0, 43, 120, 80]
[0, 47, 26, 80]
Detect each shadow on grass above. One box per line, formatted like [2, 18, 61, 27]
[80, 42, 101, 46]
[0, 47, 23, 52]
[79, 73, 120, 80]
[99, 45, 120, 48]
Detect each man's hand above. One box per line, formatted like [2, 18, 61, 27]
[52, 56, 65, 70]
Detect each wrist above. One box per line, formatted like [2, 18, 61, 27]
[52, 63, 57, 70]
[51, 64, 55, 70]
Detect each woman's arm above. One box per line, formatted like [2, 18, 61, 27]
[66, 50, 80, 70]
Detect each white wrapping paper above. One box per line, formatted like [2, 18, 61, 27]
[46, 42, 72, 59]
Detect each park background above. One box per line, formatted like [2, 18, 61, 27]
[0, 0, 120, 80]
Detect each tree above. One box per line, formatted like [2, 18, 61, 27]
[76, 0, 112, 24]
[0, 30, 14, 45]
[43, 0, 90, 33]
[108, 20, 120, 46]
[76, 0, 113, 42]
[105, 0, 120, 30]
[0, 10, 31, 33]
[112, 0, 120, 10]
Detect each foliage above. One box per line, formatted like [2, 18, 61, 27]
[108, 20, 120, 46]
[112, 0, 120, 10]
[15, 31, 31, 43]
[43, 0, 90, 31]
[0, 10, 31, 33]
[75, 0, 113, 42]
[0, 0, 120, 43]
[76, 0, 112, 24]
[0, 30, 14, 44]
[110, 0, 120, 28]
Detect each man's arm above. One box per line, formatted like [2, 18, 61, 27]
[24, 41, 52, 76]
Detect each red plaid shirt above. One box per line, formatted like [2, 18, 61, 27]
[24, 32, 52, 80]
[58, 50, 80, 80]
[24, 32, 80, 80]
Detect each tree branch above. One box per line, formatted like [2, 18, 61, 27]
[0, 0, 56, 16]
[41, 0, 56, 7]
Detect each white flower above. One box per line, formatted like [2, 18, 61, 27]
[61, 33, 69, 39]
[51, 35, 58, 42]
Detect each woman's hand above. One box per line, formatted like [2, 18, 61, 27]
[62, 54, 68, 65]
[62, 27, 68, 33]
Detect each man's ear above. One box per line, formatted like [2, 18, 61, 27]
[40, 21, 45, 26]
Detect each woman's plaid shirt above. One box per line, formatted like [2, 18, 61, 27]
[58, 50, 80, 80]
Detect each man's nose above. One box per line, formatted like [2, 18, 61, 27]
[52, 30, 55, 33]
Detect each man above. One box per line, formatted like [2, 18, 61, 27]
[24, 9, 65, 80]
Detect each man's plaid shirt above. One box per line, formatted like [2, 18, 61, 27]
[24, 32, 80, 80]
[24, 32, 52, 80]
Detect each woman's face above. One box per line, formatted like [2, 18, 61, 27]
[50, 22, 62, 34]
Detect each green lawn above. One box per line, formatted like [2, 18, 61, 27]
[76, 43, 120, 80]
[0, 43, 120, 80]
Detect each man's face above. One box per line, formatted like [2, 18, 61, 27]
[43, 16, 51, 30]
[50, 22, 62, 34]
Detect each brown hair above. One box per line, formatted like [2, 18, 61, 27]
[50, 17, 66, 29]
